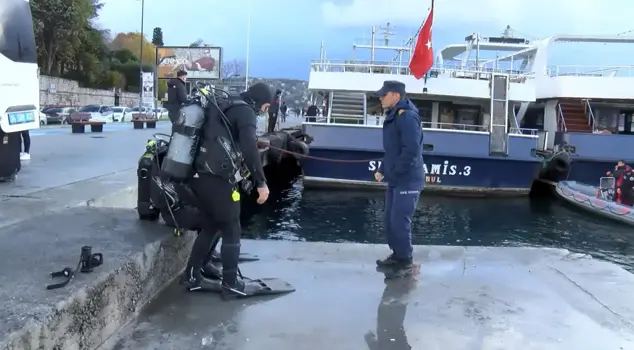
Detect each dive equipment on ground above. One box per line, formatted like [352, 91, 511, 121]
[47, 246, 103, 290]
[138, 139, 162, 221]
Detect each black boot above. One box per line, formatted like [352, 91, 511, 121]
[221, 272, 246, 300]
[376, 253, 400, 267]
[201, 261, 222, 280]
[181, 265, 203, 291]
[381, 258, 414, 279]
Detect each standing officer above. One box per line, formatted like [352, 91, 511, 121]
[165, 70, 189, 127]
[183, 82, 272, 298]
[373, 81, 424, 276]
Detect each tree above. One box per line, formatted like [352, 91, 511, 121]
[111, 32, 156, 64]
[151, 27, 164, 46]
[222, 59, 246, 79]
[31, 0, 102, 75]
[189, 39, 204, 47]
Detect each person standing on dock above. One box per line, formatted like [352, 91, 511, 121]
[165, 70, 189, 129]
[373, 81, 424, 276]
[183, 82, 271, 298]
[267, 89, 281, 133]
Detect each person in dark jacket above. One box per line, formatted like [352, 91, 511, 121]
[267, 89, 282, 133]
[619, 167, 634, 206]
[608, 160, 629, 202]
[373, 81, 424, 276]
[183, 82, 271, 299]
[305, 104, 318, 122]
[165, 70, 189, 124]
[280, 102, 288, 122]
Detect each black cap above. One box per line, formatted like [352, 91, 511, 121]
[245, 82, 274, 109]
[176, 70, 188, 78]
[376, 80, 406, 96]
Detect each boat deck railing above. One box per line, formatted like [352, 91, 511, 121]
[309, 115, 539, 136]
[310, 60, 532, 82]
[547, 65, 634, 77]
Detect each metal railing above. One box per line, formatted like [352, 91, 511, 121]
[582, 99, 597, 132]
[310, 60, 532, 82]
[557, 104, 567, 132]
[306, 115, 538, 135]
[547, 65, 634, 77]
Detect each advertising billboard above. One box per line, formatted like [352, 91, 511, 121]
[141, 72, 154, 107]
[156, 46, 222, 80]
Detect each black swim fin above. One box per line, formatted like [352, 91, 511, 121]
[191, 277, 295, 299]
[210, 251, 260, 263]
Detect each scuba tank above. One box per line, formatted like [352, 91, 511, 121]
[160, 103, 207, 181]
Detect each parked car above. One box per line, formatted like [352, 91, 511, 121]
[112, 107, 133, 122]
[154, 108, 168, 119]
[130, 106, 156, 120]
[72, 105, 114, 123]
[41, 107, 77, 125]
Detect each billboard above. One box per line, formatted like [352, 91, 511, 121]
[141, 72, 154, 107]
[156, 46, 222, 80]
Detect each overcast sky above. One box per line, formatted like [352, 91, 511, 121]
[99, 0, 634, 79]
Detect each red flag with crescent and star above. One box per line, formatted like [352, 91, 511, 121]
[409, 0, 434, 79]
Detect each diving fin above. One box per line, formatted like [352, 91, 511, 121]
[210, 251, 260, 263]
[191, 277, 295, 299]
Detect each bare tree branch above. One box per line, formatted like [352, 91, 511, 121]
[222, 59, 246, 79]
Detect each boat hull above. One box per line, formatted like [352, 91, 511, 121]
[567, 158, 626, 186]
[302, 148, 539, 195]
[555, 181, 634, 225]
[301, 123, 541, 195]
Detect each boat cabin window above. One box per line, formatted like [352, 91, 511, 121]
[410, 99, 432, 126]
[438, 101, 482, 131]
[521, 107, 544, 131]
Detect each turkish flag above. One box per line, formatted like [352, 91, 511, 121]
[409, 1, 434, 79]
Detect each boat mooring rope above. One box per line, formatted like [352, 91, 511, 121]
[560, 186, 631, 216]
[259, 142, 382, 163]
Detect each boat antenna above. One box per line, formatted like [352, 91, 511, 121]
[379, 22, 396, 46]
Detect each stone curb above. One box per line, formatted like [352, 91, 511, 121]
[1, 223, 194, 350]
[0, 184, 196, 350]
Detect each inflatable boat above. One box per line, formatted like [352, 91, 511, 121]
[555, 180, 634, 226]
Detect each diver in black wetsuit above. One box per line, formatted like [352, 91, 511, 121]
[608, 160, 629, 203]
[619, 167, 634, 207]
[183, 82, 271, 299]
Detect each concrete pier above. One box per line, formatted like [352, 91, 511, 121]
[102, 241, 634, 350]
[0, 118, 303, 350]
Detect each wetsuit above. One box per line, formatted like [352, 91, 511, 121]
[611, 165, 628, 203]
[184, 84, 269, 296]
[620, 168, 634, 206]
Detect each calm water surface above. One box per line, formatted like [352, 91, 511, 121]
[241, 181, 634, 272]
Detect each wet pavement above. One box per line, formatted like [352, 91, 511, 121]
[102, 241, 634, 350]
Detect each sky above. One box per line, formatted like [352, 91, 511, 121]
[98, 0, 634, 80]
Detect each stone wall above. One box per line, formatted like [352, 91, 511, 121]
[39, 75, 140, 108]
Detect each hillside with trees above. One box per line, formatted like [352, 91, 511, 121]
[30, 0, 168, 95]
[29, 0, 309, 103]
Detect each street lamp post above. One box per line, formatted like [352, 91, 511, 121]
[139, 0, 145, 108]
[244, 0, 251, 91]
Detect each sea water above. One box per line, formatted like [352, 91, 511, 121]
[241, 181, 634, 272]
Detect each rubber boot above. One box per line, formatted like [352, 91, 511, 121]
[182, 265, 204, 291]
[220, 243, 246, 299]
[221, 270, 246, 300]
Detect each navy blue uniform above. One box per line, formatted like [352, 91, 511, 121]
[378, 99, 424, 260]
